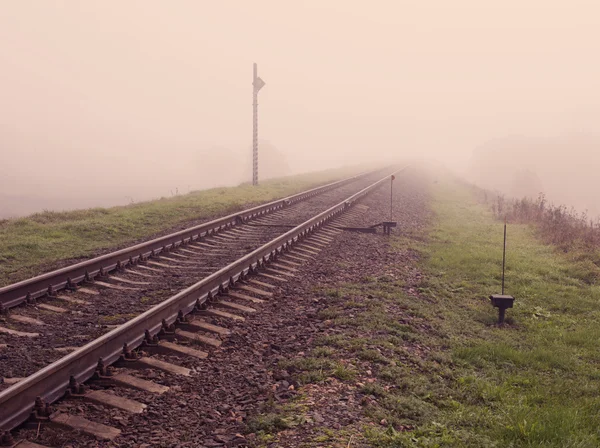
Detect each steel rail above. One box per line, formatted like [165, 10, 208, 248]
[0, 166, 405, 432]
[0, 169, 385, 310]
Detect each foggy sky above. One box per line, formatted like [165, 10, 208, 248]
[1, 1, 599, 216]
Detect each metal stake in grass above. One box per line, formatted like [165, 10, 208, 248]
[390, 174, 395, 221]
[380, 174, 397, 235]
[502, 216, 507, 294]
[490, 216, 515, 324]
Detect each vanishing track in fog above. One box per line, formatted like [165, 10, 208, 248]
[0, 169, 390, 388]
[0, 168, 402, 445]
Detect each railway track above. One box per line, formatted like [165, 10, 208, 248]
[0, 167, 404, 447]
[0, 170, 386, 387]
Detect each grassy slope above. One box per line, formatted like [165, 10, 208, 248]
[261, 175, 600, 447]
[0, 168, 360, 286]
[369, 177, 600, 446]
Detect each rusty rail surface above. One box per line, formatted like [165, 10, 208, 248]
[0, 170, 384, 311]
[0, 166, 405, 433]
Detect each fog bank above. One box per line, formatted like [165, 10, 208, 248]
[1, 1, 599, 217]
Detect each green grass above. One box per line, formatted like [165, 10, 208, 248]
[0, 167, 361, 286]
[98, 313, 138, 325]
[362, 177, 600, 447]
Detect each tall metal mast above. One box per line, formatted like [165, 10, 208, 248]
[252, 63, 265, 186]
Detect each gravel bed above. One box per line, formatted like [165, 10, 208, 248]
[270, 170, 431, 447]
[12, 169, 428, 447]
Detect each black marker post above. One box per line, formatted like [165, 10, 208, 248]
[490, 217, 515, 324]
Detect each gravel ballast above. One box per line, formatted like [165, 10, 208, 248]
[12, 168, 430, 447]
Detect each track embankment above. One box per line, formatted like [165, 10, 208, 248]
[13, 168, 428, 447]
[3, 168, 408, 447]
